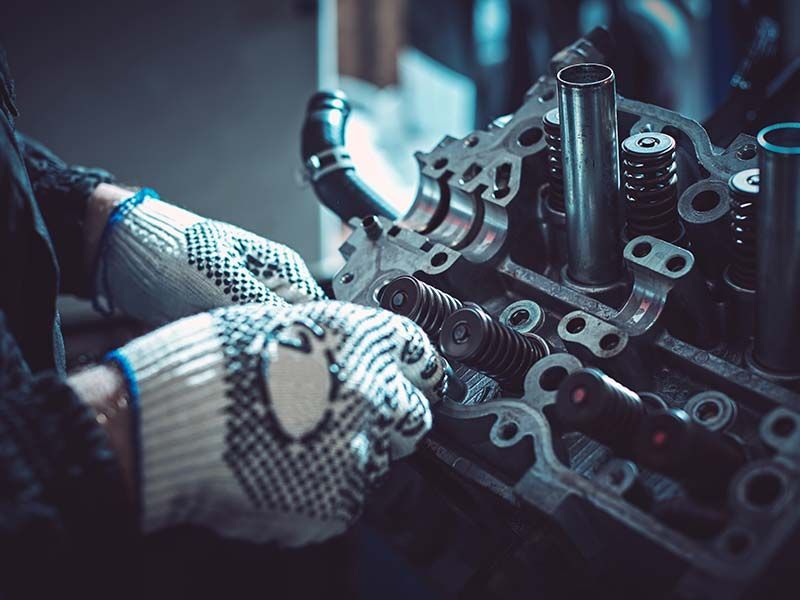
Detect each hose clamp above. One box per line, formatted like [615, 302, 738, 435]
[304, 147, 354, 183]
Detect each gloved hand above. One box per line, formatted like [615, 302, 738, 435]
[94, 189, 326, 324]
[107, 300, 445, 546]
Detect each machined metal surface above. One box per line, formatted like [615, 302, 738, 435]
[557, 63, 623, 286]
[322, 40, 800, 599]
[754, 123, 800, 375]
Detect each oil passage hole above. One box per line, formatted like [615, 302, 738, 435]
[692, 190, 720, 212]
[566, 317, 586, 334]
[539, 366, 568, 392]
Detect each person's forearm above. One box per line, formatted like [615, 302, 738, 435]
[68, 364, 136, 503]
[84, 183, 137, 275]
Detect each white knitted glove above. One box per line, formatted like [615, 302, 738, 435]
[94, 189, 325, 324]
[107, 300, 445, 546]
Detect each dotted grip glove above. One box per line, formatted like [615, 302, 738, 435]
[107, 301, 444, 546]
[94, 189, 325, 324]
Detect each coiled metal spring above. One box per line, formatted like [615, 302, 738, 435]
[556, 368, 644, 450]
[543, 108, 565, 213]
[380, 275, 463, 337]
[440, 305, 549, 393]
[621, 132, 682, 243]
[727, 168, 759, 290]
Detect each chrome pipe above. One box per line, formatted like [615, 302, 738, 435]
[557, 63, 623, 285]
[754, 123, 800, 373]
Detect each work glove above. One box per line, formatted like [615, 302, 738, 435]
[107, 300, 445, 546]
[93, 189, 325, 324]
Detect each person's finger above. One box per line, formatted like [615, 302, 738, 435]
[237, 235, 327, 303]
[386, 314, 446, 403]
[380, 366, 433, 459]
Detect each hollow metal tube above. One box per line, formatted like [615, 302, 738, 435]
[754, 123, 800, 373]
[557, 63, 623, 285]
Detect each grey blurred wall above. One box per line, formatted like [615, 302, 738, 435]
[1, 0, 328, 269]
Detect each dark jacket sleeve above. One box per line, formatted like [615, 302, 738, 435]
[14, 133, 115, 296]
[0, 311, 139, 599]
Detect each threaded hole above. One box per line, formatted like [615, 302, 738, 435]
[464, 135, 479, 147]
[433, 158, 448, 169]
[692, 191, 720, 212]
[566, 317, 586, 334]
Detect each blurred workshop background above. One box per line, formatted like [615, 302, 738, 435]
[2, 0, 800, 596]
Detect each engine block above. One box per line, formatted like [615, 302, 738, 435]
[307, 35, 800, 599]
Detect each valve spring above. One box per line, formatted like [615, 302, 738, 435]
[727, 168, 759, 290]
[621, 132, 681, 242]
[380, 275, 463, 337]
[440, 305, 550, 393]
[543, 108, 564, 213]
[555, 368, 645, 449]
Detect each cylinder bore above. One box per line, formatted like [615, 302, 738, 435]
[557, 63, 623, 286]
[753, 123, 800, 374]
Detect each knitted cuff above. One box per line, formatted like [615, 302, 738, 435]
[110, 313, 231, 532]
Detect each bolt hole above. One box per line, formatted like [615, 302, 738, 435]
[430, 252, 448, 267]
[608, 469, 625, 486]
[518, 127, 543, 147]
[692, 190, 721, 213]
[725, 532, 751, 556]
[464, 135, 479, 148]
[460, 163, 482, 183]
[772, 416, 796, 437]
[666, 256, 687, 272]
[632, 241, 652, 258]
[600, 334, 620, 351]
[744, 472, 784, 508]
[566, 317, 586, 334]
[433, 158, 448, 169]
[388, 226, 401, 237]
[695, 400, 721, 422]
[499, 421, 519, 440]
[539, 366, 568, 392]
[509, 309, 529, 327]
[340, 272, 354, 284]
[736, 143, 757, 161]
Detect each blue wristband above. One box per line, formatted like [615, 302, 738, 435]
[105, 349, 143, 521]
